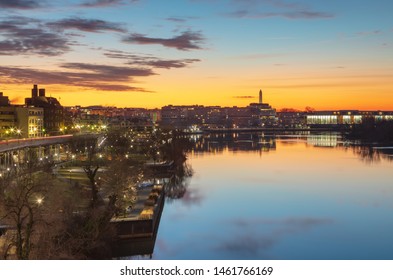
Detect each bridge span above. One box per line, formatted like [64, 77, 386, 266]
[0, 134, 100, 171]
[0, 135, 76, 153]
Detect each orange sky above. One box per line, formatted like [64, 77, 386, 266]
[1, 1, 392, 110]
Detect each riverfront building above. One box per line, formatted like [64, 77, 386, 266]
[306, 110, 393, 127]
[160, 90, 277, 129]
[25, 85, 64, 135]
[0, 93, 15, 137]
[15, 106, 44, 138]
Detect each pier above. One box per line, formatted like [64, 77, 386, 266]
[110, 184, 165, 257]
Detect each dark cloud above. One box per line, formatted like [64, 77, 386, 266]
[216, 235, 275, 256]
[215, 216, 334, 256]
[228, 10, 333, 19]
[143, 59, 200, 69]
[285, 11, 333, 19]
[123, 31, 204, 51]
[228, 0, 333, 20]
[104, 50, 201, 69]
[165, 16, 199, 23]
[233, 0, 302, 10]
[60, 62, 154, 78]
[230, 217, 333, 229]
[166, 17, 187, 23]
[84, 84, 149, 92]
[356, 30, 382, 36]
[81, 0, 138, 7]
[180, 189, 204, 205]
[47, 18, 126, 33]
[0, 17, 69, 56]
[0, 63, 155, 92]
[0, 0, 41, 9]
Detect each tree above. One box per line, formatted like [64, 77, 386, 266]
[83, 147, 100, 208]
[70, 136, 102, 207]
[0, 169, 48, 259]
[305, 106, 315, 113]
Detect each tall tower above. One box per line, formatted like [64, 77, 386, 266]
[32, 84, 38, 98]
[39, 88, 45, 97]
[259, 89, 263, 104]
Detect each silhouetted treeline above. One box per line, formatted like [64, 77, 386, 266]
[348, 119, 393, 142]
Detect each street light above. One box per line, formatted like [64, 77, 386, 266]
[36, 197, 44, 206]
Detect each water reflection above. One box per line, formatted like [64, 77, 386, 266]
[193, 132, 276, 154]
[129, 132, 393, 259]
[191, 132, 393, 162]
[306, 134, 339, 147]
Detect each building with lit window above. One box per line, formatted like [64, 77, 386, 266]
[25, 85, 64, 135]
[306, 111, 393, 128]
[160, 90, 277, 129]
[15, 106, 44, 138]
[0, 92, 16, 138]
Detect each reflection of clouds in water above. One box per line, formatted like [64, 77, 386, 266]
[231, 217, 333, 228]
[216, 235, 276, 257]
[181, 188, 204, 206]
[166, 188, 205, 221]
[154, 217, 333, 259]
[215, 217, 333, 257]
[155, 231, 220, 259]
[153, 239, 183, 259]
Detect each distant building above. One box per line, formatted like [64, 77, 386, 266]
[160, 89, 277, 129]
[0, 92, 10, 106]
[248, 89, 276, 127]
[306, 110, 393, 127]
[277, 111, 307, 128]
[0, 93, 16, 138]
[25, 85, 64, 135]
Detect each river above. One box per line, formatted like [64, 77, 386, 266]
[146, 133, 393, 259]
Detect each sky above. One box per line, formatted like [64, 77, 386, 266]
[0, 0, 392, 110]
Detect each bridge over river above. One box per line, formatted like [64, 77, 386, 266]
[0, 134, 100, 172]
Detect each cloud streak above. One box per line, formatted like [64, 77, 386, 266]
[0, 63, 155, 92]
[229, 10, 333, 19]
[104, 50, 200, 69]
[0, 0, 41, 9]
[228, 0, 334, 20]
[215, 216, 334, 256]
[123, 31, 204, 51]
[0, 18, 70, 56]
[80, 0, 138, 7]
[230, 217, 333, 228]
[47, 18, 126, 33]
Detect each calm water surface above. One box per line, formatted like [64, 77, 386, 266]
[153, 134, 393, 259]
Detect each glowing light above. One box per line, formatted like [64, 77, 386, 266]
[36, 197, 44, 205]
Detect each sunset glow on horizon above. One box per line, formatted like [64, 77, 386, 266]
[1, 0, 392, 110]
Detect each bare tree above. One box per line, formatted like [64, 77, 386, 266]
[0, 170, 47, 259]
[83, 145, 100, 207]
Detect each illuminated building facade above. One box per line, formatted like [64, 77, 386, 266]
[306, 111, 393, 127]
[161, 90, 277, 129]
[25, 85, 64, 135]
[15, 106, 44, 138]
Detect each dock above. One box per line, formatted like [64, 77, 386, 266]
[110, 184, 165, 257]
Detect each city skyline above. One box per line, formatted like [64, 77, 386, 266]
[0, 0, 392, 110]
